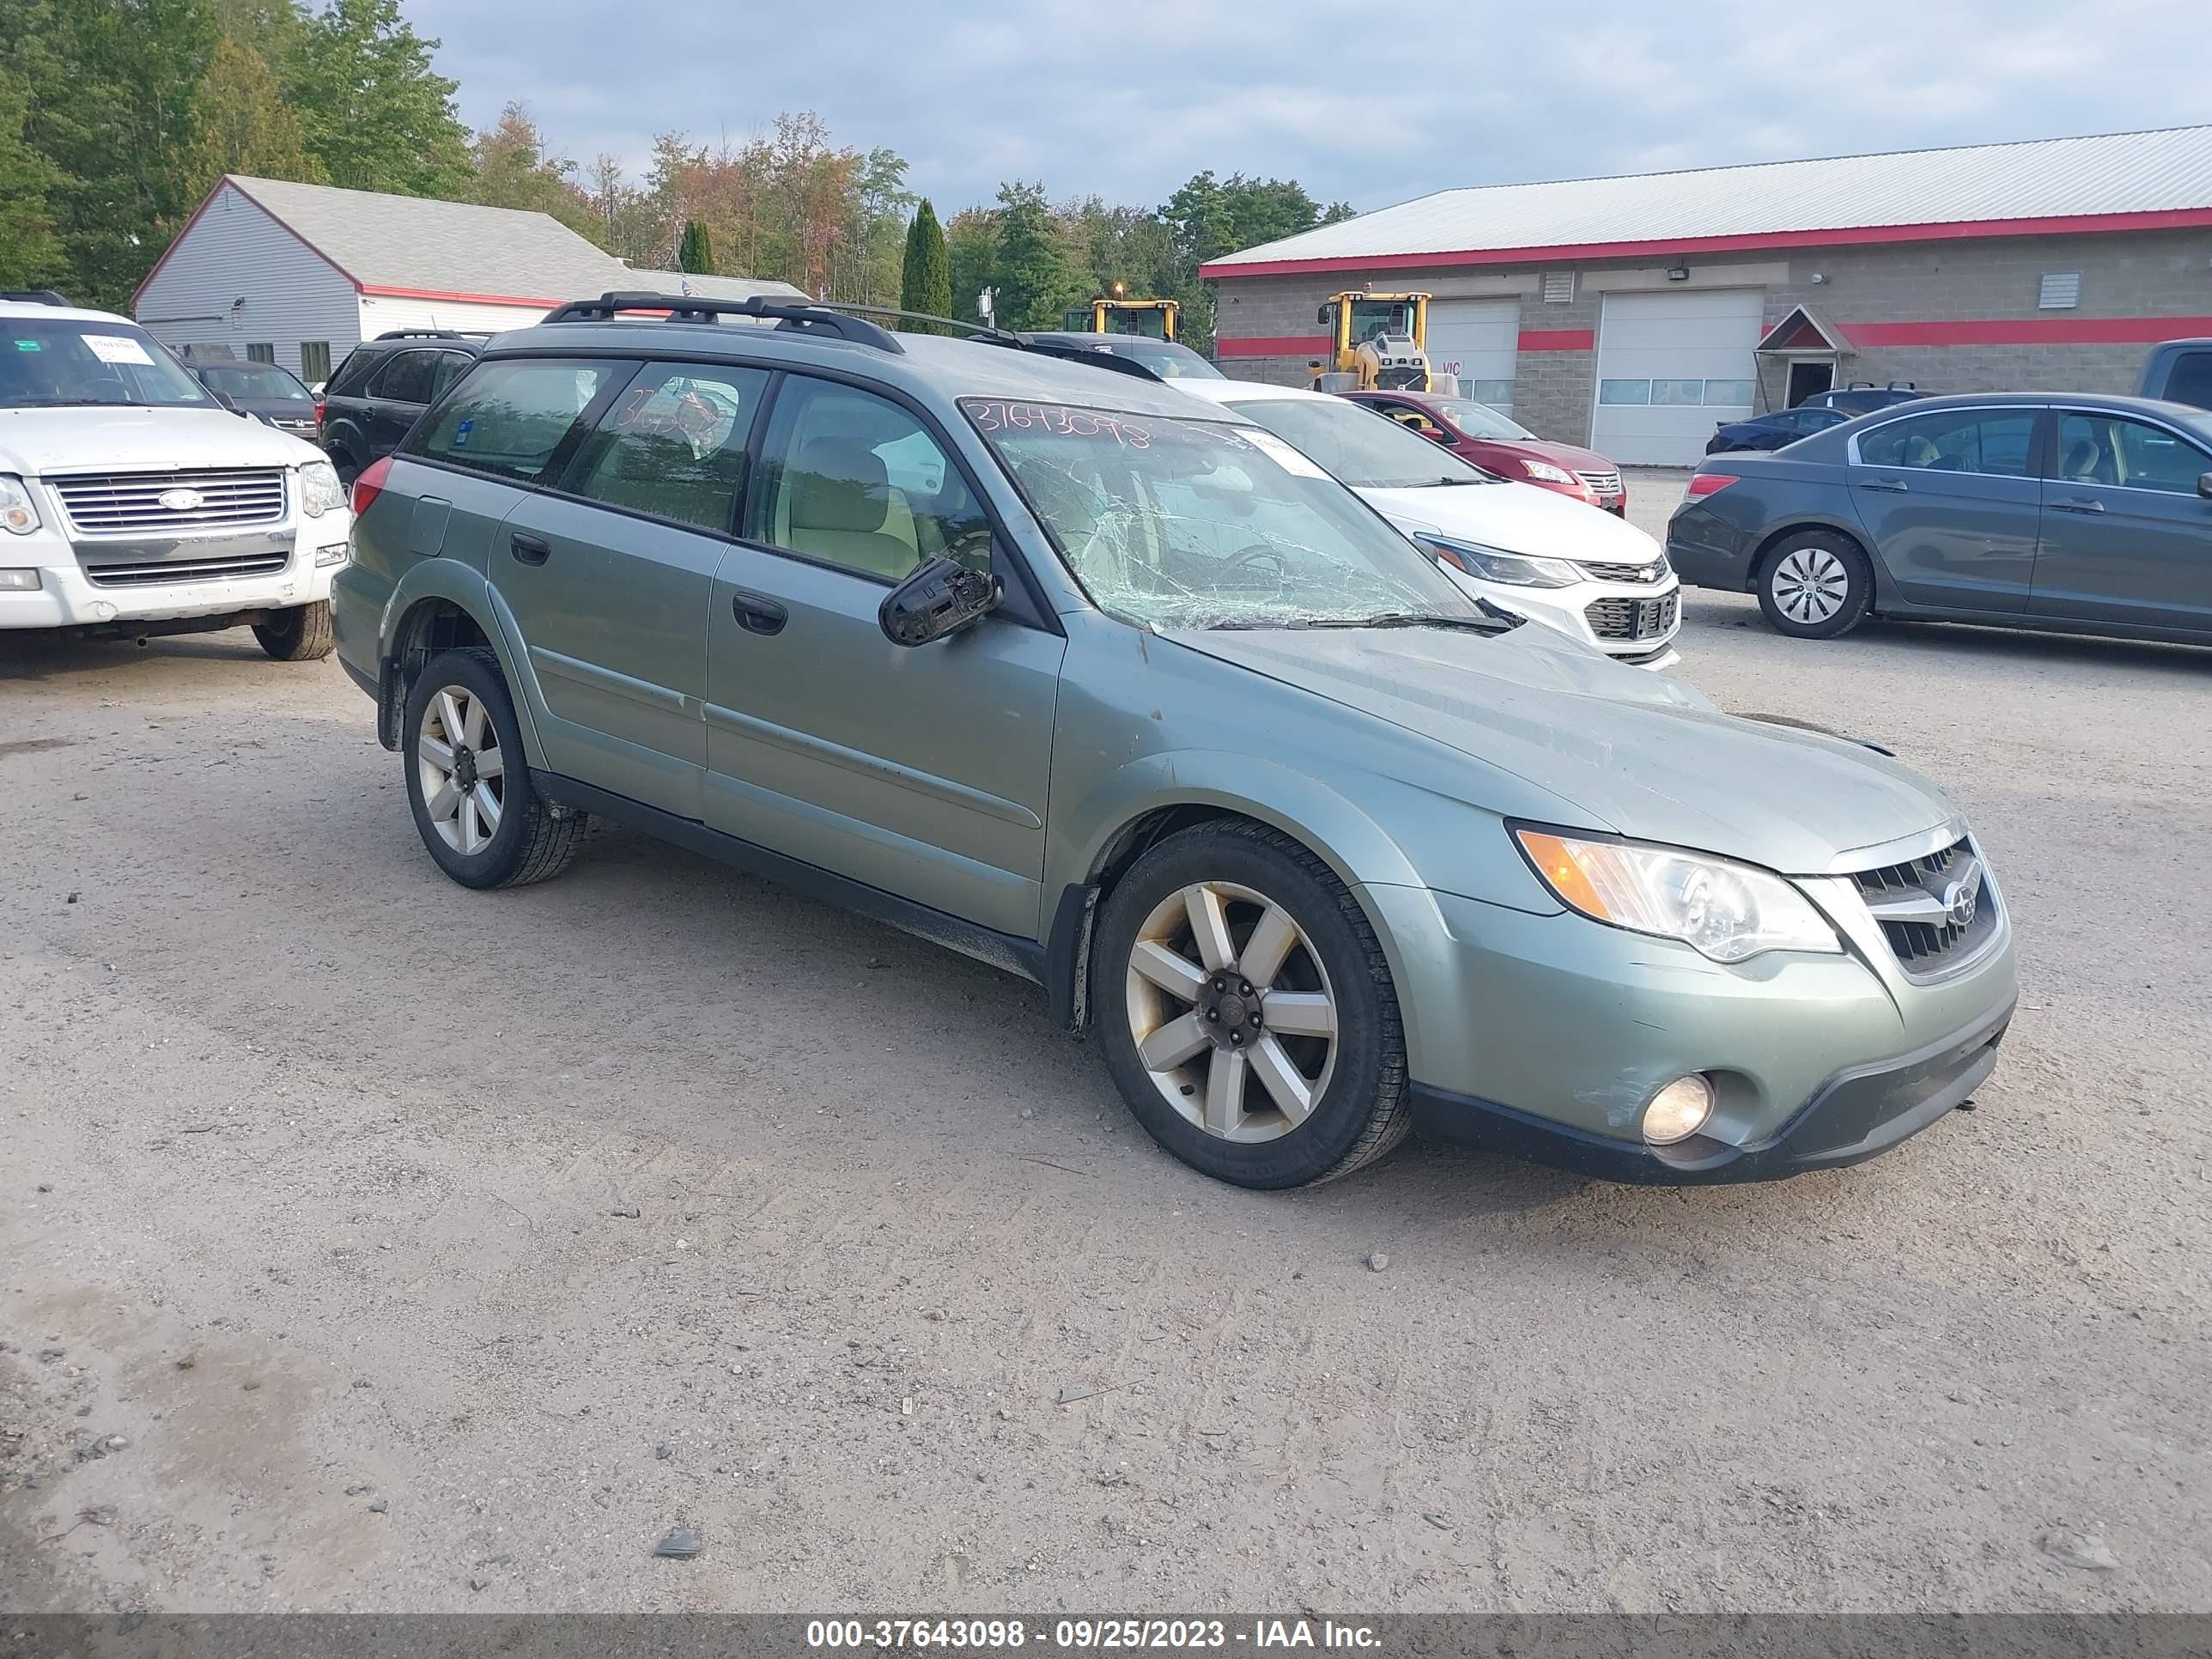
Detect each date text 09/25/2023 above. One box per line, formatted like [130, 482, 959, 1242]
[805, 1619, 1382, 1651]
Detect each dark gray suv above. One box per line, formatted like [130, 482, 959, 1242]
[1669, 392, 2212, 644]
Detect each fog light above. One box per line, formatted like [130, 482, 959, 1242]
[315, 543, 349, 568]
[0, 568, 41, 591]
[1643, 1074, 1716, 1145]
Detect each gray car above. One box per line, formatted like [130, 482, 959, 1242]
[331, 294, 2017, 1190]
[1669, 392, 2212, 644]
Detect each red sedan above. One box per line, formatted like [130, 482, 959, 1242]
[1340, 390, 1627, 515]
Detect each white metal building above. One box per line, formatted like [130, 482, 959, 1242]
[133, 175, 803, 386]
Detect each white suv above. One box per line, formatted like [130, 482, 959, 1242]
[0, 295, 351, 659]
[1174, 379, 1681, 668]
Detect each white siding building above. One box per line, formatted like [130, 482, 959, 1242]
[134, 176, 803, 386]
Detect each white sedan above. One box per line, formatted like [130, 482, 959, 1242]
[1172, 379, 1680, 668]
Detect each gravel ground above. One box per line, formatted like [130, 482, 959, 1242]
[3, 472, 2207, 1613]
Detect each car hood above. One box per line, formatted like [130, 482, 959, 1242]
[0, 404, 321, 475]
[1361, 478, 1663, 566]
[1493, 437, 1617, 473]
[1165, 623, 1960, 875]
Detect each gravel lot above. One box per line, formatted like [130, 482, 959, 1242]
[3, 469, 2207, 1614]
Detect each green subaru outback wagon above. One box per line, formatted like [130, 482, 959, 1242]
[331, 293, 2016, 1189]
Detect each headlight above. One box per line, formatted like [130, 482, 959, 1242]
[0, 476, 40, 536]
[1416, 533, 1580, 589]
[1514, 826, 1843, 963]
[1521, 459, 1577, 485]
[299, 459, 345, 519]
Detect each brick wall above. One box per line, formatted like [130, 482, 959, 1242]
[1210, 227, 2212, 442]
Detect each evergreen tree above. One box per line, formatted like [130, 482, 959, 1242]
[993, 180, 1079, 331]
[678, 218, 713, 275]
[292, 0, 468, 196]
[191, 36, 317, 191]
[898, 198, 950, 330]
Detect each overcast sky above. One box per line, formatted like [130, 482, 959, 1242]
[417, 0, 2211, 222]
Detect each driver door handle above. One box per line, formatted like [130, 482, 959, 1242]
[2049, 497, 2106, 514]
[730, 588, 787, 635]
[509, 532, 550, 565]
[1856, 477, 1909, 494]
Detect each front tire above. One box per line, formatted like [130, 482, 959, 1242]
[252, 600, 334, 661]
[402, 647, 587, 889]
[1756, 531, 1873, 639]
[1094, 820, 1409, 1189]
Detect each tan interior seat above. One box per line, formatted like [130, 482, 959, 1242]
[782, 437, 919, 579]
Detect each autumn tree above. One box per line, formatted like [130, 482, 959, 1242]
[469, 101, 602, 244]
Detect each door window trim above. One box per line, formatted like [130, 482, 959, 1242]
[2047, 405, 2212, 499]
[368, 348, 440, 405]
[1846, 404, 2051, 477]
[542, 357, 778, 542]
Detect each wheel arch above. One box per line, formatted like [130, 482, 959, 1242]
[375, 564, 544, 758]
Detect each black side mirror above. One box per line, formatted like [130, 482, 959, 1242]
[210, 388, 238, 412]
[2198, 471, 2212, 501]
[879, 556, 1000, 647]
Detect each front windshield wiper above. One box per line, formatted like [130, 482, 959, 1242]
[1303, 607, 1524, 635]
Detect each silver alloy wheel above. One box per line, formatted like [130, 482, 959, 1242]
[1124, 881, 1339, 1143]
[416, 684, 506, 856]
[1770, 545, 1850, 623]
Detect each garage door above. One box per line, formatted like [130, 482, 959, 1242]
[1590, 289, 1765, 466]
[1425, 299, 1519, 410]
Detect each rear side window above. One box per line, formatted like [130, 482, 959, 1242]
[2164, 350, 2212, 411]
[414, 359, 617, 483]
[369, 350, 436, 405]
[1856, 409, 2037, 478]
[563, 361, 769, 534]
[432, 350, 473, 397]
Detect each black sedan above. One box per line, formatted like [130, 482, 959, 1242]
[1706, 404, 1850, 454]
[1667, 392, 2212, 644]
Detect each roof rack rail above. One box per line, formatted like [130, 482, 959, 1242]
[1002, 335, 1164, 383]
[1, 289, 74, 307]
[374, 327, 484, 341]
[541, 291, 910, 353]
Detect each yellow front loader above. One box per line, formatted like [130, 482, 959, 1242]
[1310, 290, 1432, 391]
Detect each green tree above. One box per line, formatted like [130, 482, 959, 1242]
[898, 198, 950, 330]
[992, 180, 1079, 331]
[470, 101, 602, 244]
[0, 63, 63, 290]
[944, 205, 999, 325]
[678, 217, 713, 275]
[191, 36, 317, 191]
[292, 0, 468, 196]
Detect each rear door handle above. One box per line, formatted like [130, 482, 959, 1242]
[510, 532, 550, 565]
[1856, 477, 1909, 494]
[2049, 497, 2106, 514]
[730, 587, 788, 635]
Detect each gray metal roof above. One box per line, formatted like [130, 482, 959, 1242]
[1204, 125, 2212, 272]
[227, 175, 651, 302]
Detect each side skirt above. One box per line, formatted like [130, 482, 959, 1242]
[530, 769, 1049, 988]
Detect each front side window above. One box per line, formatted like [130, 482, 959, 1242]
[2054, 413, 2210, 495]
[1223, 395, 1492, 489]
[0, 319, 211, 410]
[966, 398, 1475, 632]
[749, 377, 994, 580]
[414, 359, 614, 483]
[565, 361, 769, 533]
[1857, 409, 2038, 478]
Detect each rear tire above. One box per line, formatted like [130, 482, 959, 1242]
[1756, 531, 1873, 639]
[1093, 819, 1410, 1189]
[402, 647, 587, 889]
[252, 600, 334, 661]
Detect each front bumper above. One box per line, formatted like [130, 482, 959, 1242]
[1455, 574, 1683, 669]
[1361, 873, 2018, 1184]
[0, 520, 349, 629]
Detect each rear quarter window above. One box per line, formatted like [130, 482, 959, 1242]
[411, 359, 622, 483]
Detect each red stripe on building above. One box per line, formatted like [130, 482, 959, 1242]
[1838, 314, 2212, 348]
[358, 283, 568, 308]
[1213, 334, 1331, 358]
[1517, 328, 1595, 352]
[1196, 207, 2212, 281]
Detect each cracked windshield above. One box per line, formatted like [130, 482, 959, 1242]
[964, 399, 1478, 631]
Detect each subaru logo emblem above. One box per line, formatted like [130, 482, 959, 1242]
[157, 488, 205, 513]
[1942, 866, 1983, 929]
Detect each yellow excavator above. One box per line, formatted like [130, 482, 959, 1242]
[1311, 290, 1433, 391]
[1064, 283, 1179, 340]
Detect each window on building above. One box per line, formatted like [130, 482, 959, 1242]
[1701, 380, 1755, 408]
[1652, 379, 1705, 406]
[1597, 379, 1651, 405]
[1857, 408, 2038, 478]
[300, 341, 331, 384]
[412, 358, 617, 483]
[245, 342, 276, 364]
[563, 362, 769, 534]
[1464, 379, 1516, 410]
[2038, 272, 2081, 310]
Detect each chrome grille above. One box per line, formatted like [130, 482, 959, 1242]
[1851, 836, 1998, 973]
[1575, 468, 1623, 496]
[83, 551, 290, 587]
[1577, 556, 1669, 585]
[1585, 592, 1679, 641]
[52, 468, 288, 535]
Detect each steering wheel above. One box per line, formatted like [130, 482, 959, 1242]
[1226, 543, 1286, 577]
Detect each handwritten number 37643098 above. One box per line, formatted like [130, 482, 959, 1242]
[969, 402, 1152, 448]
